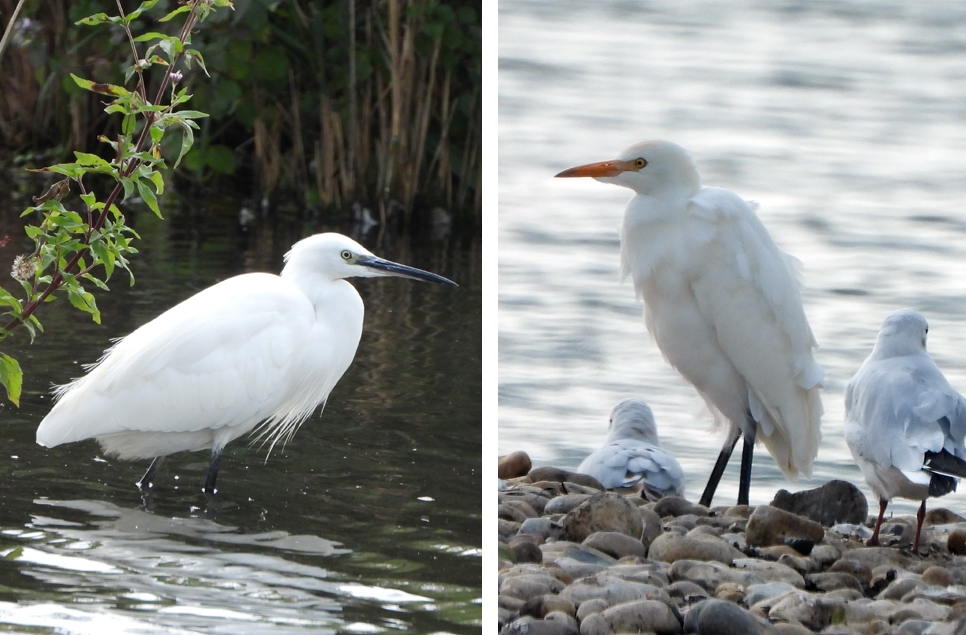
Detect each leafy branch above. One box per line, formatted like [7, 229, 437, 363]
[0, 0, 231, 405]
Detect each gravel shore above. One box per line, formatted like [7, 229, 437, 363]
[498, 455, 966, 635]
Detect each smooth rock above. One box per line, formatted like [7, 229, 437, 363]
[807, 571, 863, 593]
[499, 451, 532, 479]
[924, 508, 966, 525]
[574, 598, 609, 622]
[767, 592, 843, 631]
[773, 624, 813, 635]
[559, 572, 669, 607]
[606, 563, 670, 587]
[579, 599, 682, 635]
[562, 492, 643, 542]
[544, 494, 592, 516]
[878, 576, 925, 601]
[839, 546, 910, 570]
[948, 528, 966, 555]
[667, 580, 708, 604]
[769, 480, 868, 527]
[499, 503, 530, 523]
[640, 507, 664, 548]
[499, 615, 578, 635]
[648, 531, 744, 565]
[669, 559, 764, 590]
[653, 496, 709, 518]
[744, 581, 800, 607]
[519, 517, 563, 541]
[745, 505, 825, 548]
[828, 559, 873, 586]
[511, 541, 543, 564]
[688, 598, 776, 635]
[583, 531, 647, 559]
[733, 558, 805, 587]
[921, 566, 953, 587]
[499, 574, 567, 601]
[520, 595, 576, 619]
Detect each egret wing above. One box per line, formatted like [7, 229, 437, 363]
[684, 187, 823, 477]
[36, 273, 313, 446]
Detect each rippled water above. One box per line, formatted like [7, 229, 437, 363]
[0, 195, 480, 632]
[499, 0, 966, 512]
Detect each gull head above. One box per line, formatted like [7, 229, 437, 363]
[606, 398, 661, 446]
[556, 140, 701, 199]
[873, 309, 928, 357]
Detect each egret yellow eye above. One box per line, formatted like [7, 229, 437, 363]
[341, 250, 352, 261]
[634, 158, 647, 169]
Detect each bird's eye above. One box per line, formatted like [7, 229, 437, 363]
[341, 250, 352, 261]
[634, 158, 647, 169]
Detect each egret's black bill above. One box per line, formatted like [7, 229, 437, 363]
[358, 255, 457, 286]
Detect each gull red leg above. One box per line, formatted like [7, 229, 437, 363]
[867, 499, 887, 547]
[913, 499, 926, 554]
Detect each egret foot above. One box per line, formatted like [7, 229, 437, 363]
[203, 447, 222, 495]
[138, 456, 165, 491]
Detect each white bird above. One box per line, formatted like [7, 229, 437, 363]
[556, 140, 824, 506]
[576, 398, 685, 499]
[845, 309, 966, 553]
[36, 232, 456, 494]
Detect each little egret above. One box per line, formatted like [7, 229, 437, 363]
[845, 309, 966, 553]
[556, 140, 824, 506]
[36, 232, 456, 494]
[576, 398, 685, 500]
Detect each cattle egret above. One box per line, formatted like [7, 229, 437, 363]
[845, 309, 966, 553]
[577, 398, 685, 500]
[36, 232, 456, 494]
[556, 140, 824, 506]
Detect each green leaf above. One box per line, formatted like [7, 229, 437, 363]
[67, 288, 101, 324]
[148, 170, 164, 195]
[186, 49, 210, 76]
[73, 151, 109, 168]
[174, 121, 195, 168]
[89, 240, 115, 279]
[174, 110, 209, 120]
[76, 13, 120, 26]
[70, 74, 129, 97]
[159, 5, 191, 22]
[136, 179, 162, 218]
[0, 353, 23, 406]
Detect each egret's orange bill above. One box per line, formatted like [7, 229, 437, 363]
[555, 159, 632, 178]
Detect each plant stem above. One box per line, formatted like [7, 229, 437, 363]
[0, 0, 28, 66]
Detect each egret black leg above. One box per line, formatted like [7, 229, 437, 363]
[737, 424, 757, 506]
[138, 456, 165, 491]
[699, 433, 740, 507]
[203, 447, 223, 495]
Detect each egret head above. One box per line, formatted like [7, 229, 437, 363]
[556, 140, 701, 198]
[284, 233, 456, 285]
[606, 398, 660, 445]
[874, 309, 928, 357]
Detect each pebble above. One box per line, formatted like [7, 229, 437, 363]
[499, 451, 532, 480]
[497, 458, 966, 634]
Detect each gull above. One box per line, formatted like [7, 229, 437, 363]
[845, 309, 966, 553]
[576, 398, 685, 500]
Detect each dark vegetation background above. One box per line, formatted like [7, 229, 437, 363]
[0, 0, 481, 226]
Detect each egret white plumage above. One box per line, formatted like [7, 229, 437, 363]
[556, 140, 824, 506]
[576, 398, 685, 500]
[845, 309, 966, 553]
[36, 232, 456, 494]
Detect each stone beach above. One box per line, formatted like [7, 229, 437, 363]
[498, 454, 966, 635]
